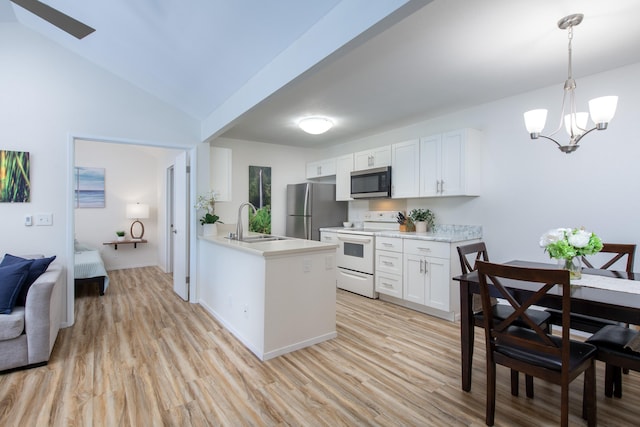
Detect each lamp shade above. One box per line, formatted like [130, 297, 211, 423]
[298, 116, 333, 135]
[564, 112, 589, 136]
[126, 203, 149, 219]
[523, 109, 548, 134]
[589, 96, 618, 125]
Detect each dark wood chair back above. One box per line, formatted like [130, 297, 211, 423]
[476, 261, 597, 427]
[582, 243, 636, 273]
[457, 241, 489, 274]
[477, 261, 567, 356]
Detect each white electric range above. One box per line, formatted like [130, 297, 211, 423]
[335, 211, 399, 298]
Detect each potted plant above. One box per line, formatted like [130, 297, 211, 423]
[195, 191, 223, 235]
[408, 208, 435, 233]
[116, 230, 126, 242]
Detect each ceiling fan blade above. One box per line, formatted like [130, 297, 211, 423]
[10, 0, 95, 39]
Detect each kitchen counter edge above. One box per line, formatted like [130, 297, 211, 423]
[320, 225, 482, 243]
[198, 234, 338, 257]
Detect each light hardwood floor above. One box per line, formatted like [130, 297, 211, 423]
[1, 266, 639, 426]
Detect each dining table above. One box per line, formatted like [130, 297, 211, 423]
[453, 260, 640, 392]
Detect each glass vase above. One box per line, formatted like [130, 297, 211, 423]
[559, 257, 582, 280]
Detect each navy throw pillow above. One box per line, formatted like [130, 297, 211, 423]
[0, 260, 32, 314]
[0, 254, 57, 306]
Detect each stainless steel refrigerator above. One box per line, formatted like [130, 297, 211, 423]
[285, 183, 347, 241]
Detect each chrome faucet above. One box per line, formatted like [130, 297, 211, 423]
[235, 202, 257, 241]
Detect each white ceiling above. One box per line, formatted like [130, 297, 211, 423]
[4, 0, 640, 147]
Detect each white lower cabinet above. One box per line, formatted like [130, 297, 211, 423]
[403, 252, 449, 312]
[375, 237, 403, 298]
[375, 236, 479, 321]
[403, 240, 450, 311]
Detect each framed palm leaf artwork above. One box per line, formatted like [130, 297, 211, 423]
[0, 150, 30, 203]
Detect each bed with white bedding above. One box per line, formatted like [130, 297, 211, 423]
[74, 244, 109, 295]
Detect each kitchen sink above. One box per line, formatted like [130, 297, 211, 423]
[228, 235, 289, 243]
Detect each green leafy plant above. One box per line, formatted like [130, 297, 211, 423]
[539, 227, 603, 260]
[408, 208, 435, 229]
[116, 231, 125, 237]
[249, 206, 271, 234]
[199, 213, 220, 226]
[195, 190, 222, 225]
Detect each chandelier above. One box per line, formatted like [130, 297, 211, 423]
[524, 14, 618, 154]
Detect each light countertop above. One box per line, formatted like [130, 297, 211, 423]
[320, 224, 482, 243]
[198, 233, 337, 257]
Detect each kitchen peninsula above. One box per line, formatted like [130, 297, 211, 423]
[197, 234, 338, 361]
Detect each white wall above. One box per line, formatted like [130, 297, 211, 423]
[209, 138, 312, 236]
[320, 62, 640, 269]
[0, 24, 199, 326]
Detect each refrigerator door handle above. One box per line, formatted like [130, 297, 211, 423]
[304, 184, 311, 239]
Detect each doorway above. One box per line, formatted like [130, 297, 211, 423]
[70, 137, 191, 322]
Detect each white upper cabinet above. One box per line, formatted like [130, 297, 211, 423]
[391, 139, 420, 198]
[419, 128, 482, 197]
[354, 145, 391, 170]
[306, 157, 336, 179]
[211, 146, 232, 202]
[335, 154, 354, 201]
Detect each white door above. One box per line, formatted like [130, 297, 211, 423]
[391, 139, 420, 198]
[425, 256, 449, 311]
[172, 151, 189, 300]
[419, 135, 440, 196]
[440, 130, 465, 195]
[403, 254, 425, 305]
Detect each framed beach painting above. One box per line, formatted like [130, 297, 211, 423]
[74, 167, 105, 208]
[0, 150, 30, 203]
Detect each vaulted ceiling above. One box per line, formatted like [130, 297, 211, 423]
[4, 0, 640, 147]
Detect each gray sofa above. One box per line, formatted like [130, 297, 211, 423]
[0, 262, 63, 372]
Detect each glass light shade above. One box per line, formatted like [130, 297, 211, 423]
[564, 112, 589, 136]
[298, 116, 333, 135]
[588, 95, 618, 124]
[126, 203, 149, 219]
[524, 109, 548, 133]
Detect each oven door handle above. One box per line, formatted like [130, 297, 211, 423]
[337, 235, 373, 244]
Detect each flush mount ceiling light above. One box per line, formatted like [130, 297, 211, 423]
[298, 116, 334, 135]
[524, 13, 618, 154]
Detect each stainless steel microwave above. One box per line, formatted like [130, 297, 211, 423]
[350, 166, 392, 199]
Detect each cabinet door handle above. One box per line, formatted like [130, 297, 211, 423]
[382, 260, 393, 266]
[381, 281, 393, 288]
[382, 243, 393, 247]
[440, 180, 444, 194]
[419, 259, 424, 273]
[417, 247, 432, 252]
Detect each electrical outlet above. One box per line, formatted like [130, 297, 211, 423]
[25, 215, 32, 226]
[325, 255, 333, 270]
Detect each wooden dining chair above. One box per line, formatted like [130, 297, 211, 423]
[456, 242, 551, 397]
[581, 243, 636, 273]
[476, 261, 597, 427]
[586, 324, 640, 398]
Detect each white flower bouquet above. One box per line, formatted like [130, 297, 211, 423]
[539, 227, 603, 260]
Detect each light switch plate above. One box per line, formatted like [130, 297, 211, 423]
[35, 213, 53, 226]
